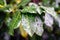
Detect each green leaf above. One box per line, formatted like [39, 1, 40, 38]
[0, 0, 4, 5]
[0, 0, 7, 6]
[29, 3, 42, 14]
[21, 6, 36, 13]
[18, 0, 31, 7]
[21, 3, 42, 14]
[0, 5, 13, 13]
[7, 10, 21, 35]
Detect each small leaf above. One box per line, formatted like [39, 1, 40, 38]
[29, 3, 42, 14]
[7, 10, 21, 35]
[22, 3, 42, 14]
[18, 0, 31, 7]
[44, 13, 54, 27]
[40, 6, 58, 19]
[21, 6, 36, 13]
[34, 16, 44, 36]
[21, 14, 34, 36]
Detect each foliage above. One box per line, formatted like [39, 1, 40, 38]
[0, 0, 60, 40]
